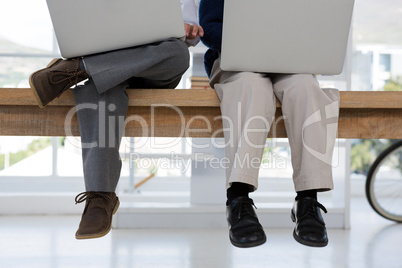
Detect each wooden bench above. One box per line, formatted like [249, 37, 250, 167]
[0, 87, 401, 139]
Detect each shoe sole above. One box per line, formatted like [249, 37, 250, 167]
[291, 209, 328, 247]
[28, 58, 62, 108]
[230, 234, 267, 248]
[228, 220, 267, 248]
[75, 198, 120, 240]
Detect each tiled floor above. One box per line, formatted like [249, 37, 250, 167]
[0, 198, 401, 268]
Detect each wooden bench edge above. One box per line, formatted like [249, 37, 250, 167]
[0, 88, 401, 109]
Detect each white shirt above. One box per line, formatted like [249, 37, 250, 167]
[180, 0, 200, 46]
[181, 0, 198, 25]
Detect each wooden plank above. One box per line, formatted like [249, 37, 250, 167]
[0, 103, 401, 138]
[1, 88, 402, 109]
[0, 88, 222, 107]
[339, 91, 402, 109]
[0, 88, 401, 138]
[338, 108, 402, 139]
[123, 107, 287, 138]
[0, 105, 80, 136]
[126, 89, 221, 107]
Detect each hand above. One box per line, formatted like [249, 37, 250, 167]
[184, 23, 204, 40]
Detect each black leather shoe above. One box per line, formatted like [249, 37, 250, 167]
[291, 197, 328, 247]
[226, 196, 266, 248]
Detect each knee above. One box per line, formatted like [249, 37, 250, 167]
[168, 39, 190, 76]
[218, 72, 276, 117]
[235, 72, 265, 84]
[228, 72, 269, 95]
[297, 74, 319, 88]
[284, 74, 321, 100]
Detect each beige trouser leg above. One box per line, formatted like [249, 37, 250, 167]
[210, 59, 340, 192]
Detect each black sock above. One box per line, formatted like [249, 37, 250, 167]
[296, 189, 317, 201]
[226, 182, 251, 206]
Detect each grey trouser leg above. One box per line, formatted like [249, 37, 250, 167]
[74, 81, 128, 192]
[210, 59, 339, 192]
[82, 38, 190, 94]
[73, 39, 189, 192]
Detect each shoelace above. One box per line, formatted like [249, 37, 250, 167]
[314, 200, 328, 214]
[49, 68, 88, 86]
[235, 198, 257, 220]
[299, 199, 328, 222]
[75, 192, 113, 204]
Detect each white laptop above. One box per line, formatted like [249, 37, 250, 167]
[46, 0, 185, 59]
[220, 0, 355, 75]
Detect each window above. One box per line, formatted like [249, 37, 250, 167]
[352, 0, 402, 91]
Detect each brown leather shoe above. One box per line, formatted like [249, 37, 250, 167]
[74, 192, 120, 239]
[29, 58, 89, 108]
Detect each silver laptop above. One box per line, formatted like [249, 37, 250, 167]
[220, 0, 355, 75]
[46, 0, 185, 59]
